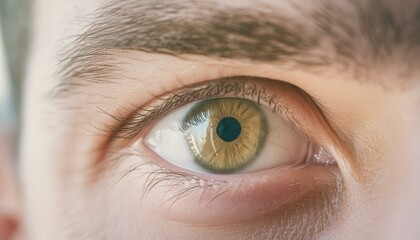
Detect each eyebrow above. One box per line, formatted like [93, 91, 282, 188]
[57, 0, 420, 93]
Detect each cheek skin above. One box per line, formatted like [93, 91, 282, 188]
[381, 90, 420, 239]
[320, 87, 420, 239]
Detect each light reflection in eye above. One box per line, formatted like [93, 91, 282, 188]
[145, 97, 318, 174]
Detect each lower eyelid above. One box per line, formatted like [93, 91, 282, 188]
[156, 167, 338, 226]
[119, 141, 340, 226]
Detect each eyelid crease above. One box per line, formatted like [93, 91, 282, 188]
[104, 76, 310, 143]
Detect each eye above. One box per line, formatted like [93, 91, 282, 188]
[104, 76, 340, 226]
[145, 97, 313, 174]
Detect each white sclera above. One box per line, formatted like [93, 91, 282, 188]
[145, 104, 200, 171]
[145, 100, 309, 174]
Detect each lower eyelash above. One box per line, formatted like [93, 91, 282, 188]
[100, 142, 335, 205]
[105, 148, 229, 205]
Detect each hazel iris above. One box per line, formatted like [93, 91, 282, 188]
[180, 98, 267, 173]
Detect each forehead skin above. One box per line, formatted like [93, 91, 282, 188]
[20, 0, 420, 239]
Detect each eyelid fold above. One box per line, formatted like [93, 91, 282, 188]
[108, 76, 313, 141]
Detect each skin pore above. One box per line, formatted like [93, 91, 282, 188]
[0, 0, 419, 239]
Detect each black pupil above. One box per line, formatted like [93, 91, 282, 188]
[216, 117, 241, 142]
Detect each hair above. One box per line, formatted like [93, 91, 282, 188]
[0, 0, 33, 113]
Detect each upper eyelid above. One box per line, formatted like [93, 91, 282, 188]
[103, 76, 309, 142]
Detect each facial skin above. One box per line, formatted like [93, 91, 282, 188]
[0, 0, 419, 239]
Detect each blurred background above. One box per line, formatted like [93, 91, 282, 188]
[0, 16, 16, 207]
[0, 16, 15, 138]
[0, 12, 19, 239]
[0, 0, 32, 159]
[0, 25, 15, 131]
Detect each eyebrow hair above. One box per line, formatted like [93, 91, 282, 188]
[57, 0, 420, 93]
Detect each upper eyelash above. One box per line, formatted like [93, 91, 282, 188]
[104, 76, 305, 140]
